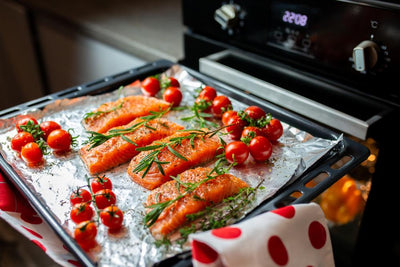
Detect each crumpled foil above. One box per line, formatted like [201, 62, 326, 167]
[0, 65, 341, 266]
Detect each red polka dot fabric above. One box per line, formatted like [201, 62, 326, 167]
[190, 203, 334, 267]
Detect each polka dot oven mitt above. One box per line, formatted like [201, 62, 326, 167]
[190, 203, 335, 267]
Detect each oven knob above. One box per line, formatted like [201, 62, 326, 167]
[214, 4, 239, 30]
[352, 40, 379, 72]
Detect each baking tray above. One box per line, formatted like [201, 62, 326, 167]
[0, 60, 370, 267]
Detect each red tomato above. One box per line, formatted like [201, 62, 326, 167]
[195, 97, 212, 112]
[198, 86, 217, 101]
[141, 77, 160, 96]
[249, 136, 272, 161]
[11, 132, 35, 152]
[21, 142, 43, 166]
[243, 106, 266, 121]
[262, 118, 283, 142]
[163, 86, 182, 107]
[100, 205, 124, 231]
[16, 116, 38, 132]
[168, 77, 180, 87]
[241, 126, 263, 143]
[70, 188, 92, 205]
[39, 121, 61, 140]
[90, 175, 113, 193]
[211, 95, 232, 118]
[222, 110, 238, 125]
[47, 129, 71, 152]
[70, 203, 94, 224]
[74, 221, 97, 251]
[225, 141, 249, 165]
[225, 115, 247, 140]
[94, 189, 116, 209]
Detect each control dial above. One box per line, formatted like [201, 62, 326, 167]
[352, 40, 379, 72]
[214, 4, 240, 30]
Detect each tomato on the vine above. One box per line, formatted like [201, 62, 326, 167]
[16, 116, 38, 132]
[198, 86, 217, 101]
[221, 110, 238, 126]
[225, 141, 249, 165]
[225, 115, 247, 140]
[74, 221, 97, 251]
[141, 77, 160, 96]
[249, 136, 272, 162]
[262, 118, 283, 142]
[94, 189, 116, 209]
[40, 121, 61, 140]
[100, 205, 124, 231]
[90, 175, 112, 193]
[11, 132, 35, 152]
[243, 106, 266, 121]
[163, 86, 182, 107]
[241, 126, 262, 143]
[70, 188, 92, 205]
[47, 129, 72, 152]
[70, 203, 94, 224]
[211, 95, 232, 118]
[168, 77, 180, 88]
[21, 142, 43, 166]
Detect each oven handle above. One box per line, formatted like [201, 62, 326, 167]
[199, 50, 382, 140]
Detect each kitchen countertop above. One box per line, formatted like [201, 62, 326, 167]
[18, 0, 185, 62]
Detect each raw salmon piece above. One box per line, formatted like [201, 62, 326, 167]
[127, 130, 221, 190]
[145, 167, 248, 239]
[83, 95, 170, 133]
[79, 118, 183, 174]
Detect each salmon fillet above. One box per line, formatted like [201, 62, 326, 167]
[127, 130, 221, 190]
[83, 95, 170, 133]
[80, 118, 183, 174]
[145, 167, 248, 239]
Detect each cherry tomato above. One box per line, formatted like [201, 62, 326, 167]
[241, 126, 263, 143]
[168, 77, 180, 87]
[163, 86, 182, 107]
[225, 115, 247, 140]
[243, 106, 266, 121]
[195, 97, 212, 112]
[47, 129, 71, 152]
[141, 77, 160, 96]
[100, 205, 124, 231]
[39, 121, 61, 140]
[70, 188, 92, 205]
[262, 118, 283, 142]
[94, 189, 116, 209]
[70, 203, 94, 224]
[16, 116, 38, 132]
[198, 86, 217, 101]
[74, 221, 97, 251]
[225, 141, 249, 165]
[11, 132, 35, 152]
[211, 95, 232, 118]
[91, 175, 113, 193]
[249, 136, 272, 162]
[21, 142, 43, 166]
[222, 110, 238, 125]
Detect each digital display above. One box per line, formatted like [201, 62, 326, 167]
[282, 10, 308, 27]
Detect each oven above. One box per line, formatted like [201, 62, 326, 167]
[181, 0, 400, 266]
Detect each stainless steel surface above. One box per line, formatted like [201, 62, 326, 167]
[199, 50, 377, 140]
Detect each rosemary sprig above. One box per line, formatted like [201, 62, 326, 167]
[180, 101, 218, 128]
[84, 86, 125, 121]
[143, 156, 235, 228]
[132, 127, 225, 178]
[83, 106, 171, 150]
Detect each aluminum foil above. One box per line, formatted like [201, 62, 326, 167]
[0, 65, 341, 266]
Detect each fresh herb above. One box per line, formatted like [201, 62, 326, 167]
[180, 101, 217, 128]
[132, 127, 224, 178]
[83, 86, 125, 121]
[83, 106, 171, 150]
[238, 111, 272, 128]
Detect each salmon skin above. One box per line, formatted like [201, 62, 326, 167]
[80, 118, 183, 174]
[145, 167, 248, 239]
[83, 95, 170, 133]
[127, 129, 221, 190]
